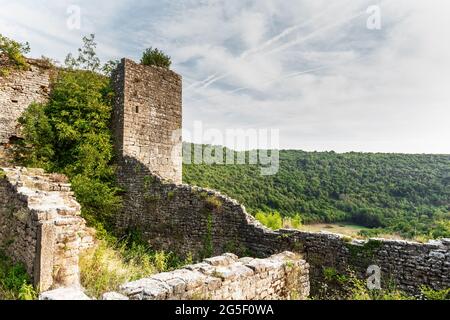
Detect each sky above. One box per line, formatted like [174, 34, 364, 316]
[1, 0, 450, 153]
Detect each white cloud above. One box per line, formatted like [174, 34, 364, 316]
[1, 0, 449, 153]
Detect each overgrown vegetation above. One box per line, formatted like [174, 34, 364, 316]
[13, 35, 122, 228]
[64, 34, 119, 76]
[347, 277, 412, 301]
[420, 286, 450, 300]
[0, 34, 30, 77]
[0, 251, 38, 300]
[79, 233, 191, 298]
[318, 267, 410, 300]
[201, 212, 214, 259]
[317, 267, 449, 300]
[255, 211, 302, 230]
[8, 35, 185, 298]
[140, 47, 171, 69]
[183, 143, 450, 240]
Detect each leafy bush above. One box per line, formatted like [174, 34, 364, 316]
[140, 47, 171, 69]
[14, 57, 121, 218]
[0, 251, 38, 300]
[420, 286, 450, 300]
[15, 68, 121, 227]
[13, 35, 153, 228]
[284, 214, 302, 229]
[255, 211, 303, 230]
[0, 34, 30, 76]
[255, 211, 283, 230]
[65, 34, 101, 72]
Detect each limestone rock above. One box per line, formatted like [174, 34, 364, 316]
[39, 287, 91, 300]
[102, 292, 129, 300]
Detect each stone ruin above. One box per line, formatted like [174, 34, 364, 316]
[0, 55, 449, 299]
[40, 252, 310, 300]
[0, 167, 93, 291]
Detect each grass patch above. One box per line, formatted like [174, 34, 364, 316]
[420, 286, 450, 300]
[317, 268, 413, 300]
[79, 234, 192, 298]
[204, 195, 222, 210]
[0, 34, 30, 77]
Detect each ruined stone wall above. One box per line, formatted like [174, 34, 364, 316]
[116, 252, 309, 300]
[0, 56, 54, 145]
[113, 164, 449, 296]
[111, 58, 449, 297]
[274, 230, 450, 296]
[0, 167, 93, 291]
[113, 163, 283, 260]
[111, 58, 182, 184]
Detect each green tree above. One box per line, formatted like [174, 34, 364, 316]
[102, 59, 120, 76]
[65, 34, 101, 72]
[17, 69, 121, 226]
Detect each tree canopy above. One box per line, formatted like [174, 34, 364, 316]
[183, 144, 450, 239]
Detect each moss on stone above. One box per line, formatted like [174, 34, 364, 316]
[204, 195, 222, 211]
[143, 175, 156, 189]
[144, 193, 160, 203]
[201, 211, 213, 259]
[345, 239, 383, 266]
[167, 191, 175, 201]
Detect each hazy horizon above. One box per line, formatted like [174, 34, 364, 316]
[182, 141, 450, 155]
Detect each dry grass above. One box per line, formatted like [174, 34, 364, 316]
[79, 237, 190, 298]
[79, 240, 156, 298]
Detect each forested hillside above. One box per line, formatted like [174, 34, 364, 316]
[182, 144, 450, 239]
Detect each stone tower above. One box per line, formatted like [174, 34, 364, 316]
[111, 58, 182, 184]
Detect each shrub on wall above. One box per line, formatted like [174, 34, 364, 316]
[0, 34, 30, 76]
[140, 47, 171, 69]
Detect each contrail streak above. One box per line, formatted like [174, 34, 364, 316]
[185, 0, 354, 92]
[185, 53, 367, 105]
[263, 11, 366, 56]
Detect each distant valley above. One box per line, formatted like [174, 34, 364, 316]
[183, 143, 450, 240]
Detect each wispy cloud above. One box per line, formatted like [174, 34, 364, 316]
[1, 0, 449, 153]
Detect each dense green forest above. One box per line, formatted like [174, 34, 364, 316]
[183, 144, 450, 239]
